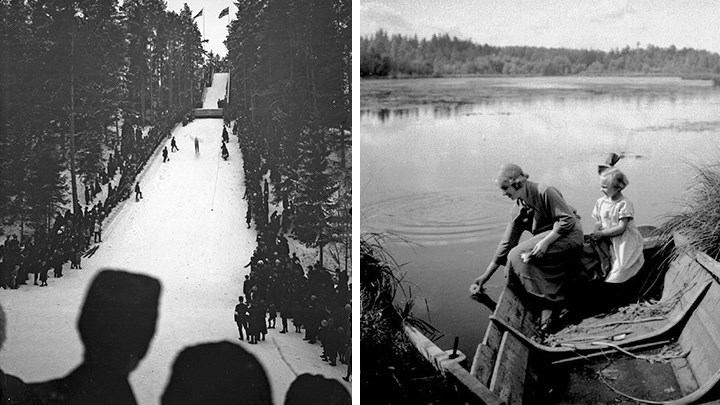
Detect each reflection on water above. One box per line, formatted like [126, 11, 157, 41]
[362, 188, 508, 246]
[360, 76, 720, 360]
[360, 104, 478, 123]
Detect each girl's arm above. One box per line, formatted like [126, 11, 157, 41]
[594, 217, 630, 238]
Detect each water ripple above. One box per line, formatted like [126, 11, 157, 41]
[362, 189, 509, 246]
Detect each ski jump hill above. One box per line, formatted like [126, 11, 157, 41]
[0, 72, 349, 404]
[194, 72, 228, 118]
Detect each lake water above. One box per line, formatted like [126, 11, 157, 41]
[360, 76, 720, 359]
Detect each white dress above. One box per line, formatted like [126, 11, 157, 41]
[592, 196, 645, 283]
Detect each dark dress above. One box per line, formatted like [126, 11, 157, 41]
[492, 181, 583, 303]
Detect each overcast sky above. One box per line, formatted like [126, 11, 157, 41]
[360, 0, 720, 53]
[165, 0, 232, 57]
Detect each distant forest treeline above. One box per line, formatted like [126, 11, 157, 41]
[361, 30, 720, 78]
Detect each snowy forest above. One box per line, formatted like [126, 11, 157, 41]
[0, 0, 352, 268]
[224, 0, 351, 267]
[361, 29, 720, 77]
[0, 0, 206, 234]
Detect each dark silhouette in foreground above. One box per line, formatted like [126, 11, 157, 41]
[0, 303, 27, 404]
[284, 373, 351, 405]
[27, 269, 161, 405]
[162, 341, 272, 405]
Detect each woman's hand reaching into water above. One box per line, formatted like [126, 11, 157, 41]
[469, 277, 486, 295]
[471, 262, 500, 294]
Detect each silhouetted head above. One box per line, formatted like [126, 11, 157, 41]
[284, 373, 350, 405]
[162, 341, 272, 405]
[78, 269, 161, 373]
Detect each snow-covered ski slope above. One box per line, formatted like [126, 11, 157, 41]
[203, 72, 228, 108]
[0, 73, 348, 404]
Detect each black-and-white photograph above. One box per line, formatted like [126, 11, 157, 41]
[360, 1, 720, 403]
[0, 0, 351, 403]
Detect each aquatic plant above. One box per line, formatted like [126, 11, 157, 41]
[361, 232, 459, 404]
[658, 161, 720, 261]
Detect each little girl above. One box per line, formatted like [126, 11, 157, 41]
[592, 168, 644, 283]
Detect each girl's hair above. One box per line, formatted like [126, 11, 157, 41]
[600, 168, 629, 190]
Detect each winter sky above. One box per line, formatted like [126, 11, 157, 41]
[360, 0, 720, 53]
[165, 0, 233, 57]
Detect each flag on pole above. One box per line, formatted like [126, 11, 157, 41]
[193, 9, 203, 19]
[218, 7, 229, 19]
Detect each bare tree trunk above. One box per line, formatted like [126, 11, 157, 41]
[168, 46, 173, 110]
[140, 69, 146, 125]
[69, 34, 78, 215]
[149, 62, 154, 124]
[305, 45, 318, 116]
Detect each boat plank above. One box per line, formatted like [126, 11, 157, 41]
[404, 326, 505, 405]
[679, 312, 720, 386]
[670, 356, 699, 396]
[490, 332, 528, 405]
[479, 320, 504, 386]
[470, 343, 495, 384]
[663, 254, 704, 302]
[697, 252, 720, 281]
[445, 362, 506, 405]
[493, 286, 536, 335]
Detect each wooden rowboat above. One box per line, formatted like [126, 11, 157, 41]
[464, 228, 720, 404]
[408, 228, 720, 404]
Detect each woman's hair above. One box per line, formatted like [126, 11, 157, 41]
[496, 163, 529, 189]
[600, 168, 629, 190]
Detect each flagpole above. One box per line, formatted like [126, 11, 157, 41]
[203, 13, 205, 41]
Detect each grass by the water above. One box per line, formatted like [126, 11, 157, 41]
[360, 233, 462, 404]
[658, 162, 720, 261]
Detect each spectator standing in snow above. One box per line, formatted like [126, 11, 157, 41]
[93, 219, 102, 243]
[234, 296, 249, 341]
[221, 126, 229, 143]
[135, 182, 143, 201]
[162, 147, 169, 163]
[38, 260, 49, 287]
[170, 136, 179, 152]
[84, 185, 91, 205]
[267, 303, 277, 329]
[246, 300, 259, 345]
[51, 248, 63, 278]
[242, 275, 252, 298]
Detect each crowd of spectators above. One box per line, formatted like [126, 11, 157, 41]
[233, 120, 352, 380]
[0, 107, 191, 291]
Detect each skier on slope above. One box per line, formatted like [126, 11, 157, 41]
[222, 126, 229, 143]
[221, 142, 229, 161]
[162, 147, 169, 163]
[135, 182, 143, 201]
[170, 136, 179, 152]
